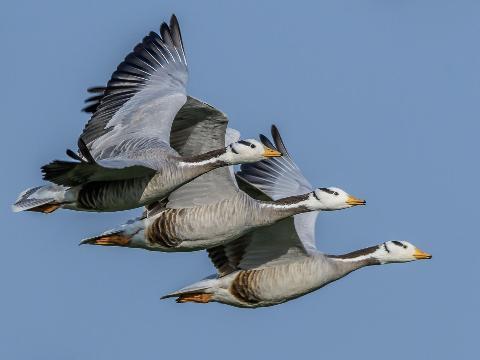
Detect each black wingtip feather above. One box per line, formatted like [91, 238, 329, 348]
[77, 138, 96, 164]
[66, 149, 84, 162]
[87, 86, 107, 94]
[259, 134, 276, 149]
[169, 14, 184, 50]
[83, 88, 106, 113]
[160, 22, 174, 47]
[270, 125, 290, 157]
[41, 160, 79, 186]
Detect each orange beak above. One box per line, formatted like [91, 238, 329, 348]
[413, 247, 432, 260]
[346, 195, 366, 206]
[262, 146, 282, 158]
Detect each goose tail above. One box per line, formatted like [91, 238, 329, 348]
[161, 276, 218, 304]
[79, 230, 131, 247]
[12, 184, 68, 213]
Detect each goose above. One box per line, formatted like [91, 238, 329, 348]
[160, 127, 432, 308]
[12, 15, 281, 214]
[80, 126, 365, 252]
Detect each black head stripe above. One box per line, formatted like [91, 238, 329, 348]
[230, 144, 239, 154]
[319, 187, 335, 195]
[238, 140, 251, 146]
[313, 191, 320, 201]
[383, 243, 390, 253]
[392, 240, 407, 249]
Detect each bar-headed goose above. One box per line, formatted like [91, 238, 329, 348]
[80, 126, 365, 251]
[12, 15, 281, 214]
[160, 126, 432, 308]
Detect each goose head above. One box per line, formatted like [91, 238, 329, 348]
[372, 241, 432, 264]
[223, 139, 282, 164]
[306, 187, 366, 210]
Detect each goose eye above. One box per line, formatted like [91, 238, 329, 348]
[333, 192, 339, 196]
[250, 144, 256, 148]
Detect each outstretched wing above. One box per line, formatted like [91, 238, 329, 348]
[236, 125, 319, 253]
[82, 15, 188, 161]
[82, 94, 231, 158]
[237, 125, 312, 200]
[169, 97, 229, 156]
[45, 15, 187, 186]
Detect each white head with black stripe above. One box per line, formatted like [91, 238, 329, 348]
[372, 241, 432, 264]
[304, 187, 366, 210]
[223, 139, 282, 164]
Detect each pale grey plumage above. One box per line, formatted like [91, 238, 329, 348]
[13, 16, 276, 214]
[80, 126, 362, 255]
[161, 126, 430, 308]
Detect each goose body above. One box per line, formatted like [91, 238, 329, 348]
[12, 15, 281, 214]
[80, 127, 365, 251]
[163, 241, 431, 308]
[160, 126, 432, 308]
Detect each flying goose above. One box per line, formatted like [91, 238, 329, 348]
[160, 127, 432, 308]
[12, 15, 281, 214]
[80, 126, 365, 252]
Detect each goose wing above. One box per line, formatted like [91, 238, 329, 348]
[169, 97, 230, 156]
[44, 15, 187, 186]
[81, 14, 187, 161]
[82, 93, 230, 160]
[165, 125, 240, 209]
[236, 125, 319, 253]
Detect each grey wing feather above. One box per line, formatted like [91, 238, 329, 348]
[139, 101, 238, 212]
[236, 125, 313, 200]
[237, 177, 318, 254]
[169, 96, 228, 156]
[166, 168, 238, 209]
[166, 101, 239, 209]
[82, 15, 188, 160]
[236, 125, 319, 253]
[207, 217, 310, 276]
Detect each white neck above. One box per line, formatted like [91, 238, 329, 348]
[178, 148, 228, 168]
[179, 156, 222, 168]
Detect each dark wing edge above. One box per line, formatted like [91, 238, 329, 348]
[207, 236, 252, 277]
[80, 14, 187, 147]
[82, 87, 106, 114]
[42, 138, 155, 186]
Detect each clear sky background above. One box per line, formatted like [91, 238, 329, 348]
[1, 0, 478, 359]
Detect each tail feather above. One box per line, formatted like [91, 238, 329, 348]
[175, 293, 212, 303]
[12, 185, 65, 213]
[161, 289, 213, 303]
[79, 230, 130, 246]
[161, 276, 218, 303]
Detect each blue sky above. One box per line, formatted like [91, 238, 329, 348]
[1, 1, 478, 359]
